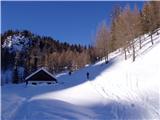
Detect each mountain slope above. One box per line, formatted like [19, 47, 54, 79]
[2, 30, 160, 120]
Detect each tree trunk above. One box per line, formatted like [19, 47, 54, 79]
[107, 50, 108, 62]
[157, 29, 159, 35]
[106, 50, 109, 64]
[143, 35, 145, 42]
[139, 36, 142, 49]
[151, 33, 154, 45]
[127, 47, 130, 54]
[103, 49, 109, 64]
[132, 43, 135, 62]
[124, 48, 127, 60]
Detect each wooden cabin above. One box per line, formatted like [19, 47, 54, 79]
[25, 67, 57, 85]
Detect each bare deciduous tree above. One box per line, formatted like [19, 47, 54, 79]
[95, 21, 110, 63]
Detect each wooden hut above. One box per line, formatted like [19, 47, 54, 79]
[25, 67, 57, 85]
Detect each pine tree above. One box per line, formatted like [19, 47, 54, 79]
[13, 66, 19, 84]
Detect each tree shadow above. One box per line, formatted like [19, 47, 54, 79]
[9, 98, 149, 120]
[11, 99, 95, 120]
[56, 56, 116, 90]
[90, 101, 148, 120]
[135, 31, 160, 58]
[2, 55, 117, 100]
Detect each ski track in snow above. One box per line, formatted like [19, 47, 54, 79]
[2, 30, 160, 120]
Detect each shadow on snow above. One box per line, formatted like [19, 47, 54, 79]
[11, 99, 148, 120]
[56, 56, 116, 91]
[2, 56, 116, 99]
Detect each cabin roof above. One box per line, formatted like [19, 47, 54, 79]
[25, 67, 56, 81]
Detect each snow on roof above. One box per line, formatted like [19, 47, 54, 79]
[25, 67, 55, 80]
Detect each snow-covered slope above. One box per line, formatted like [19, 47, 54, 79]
[2, 31, 160, 120]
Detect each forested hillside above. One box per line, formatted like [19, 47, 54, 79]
[95, 1, 160, 63]
[1, 30, 98, 84]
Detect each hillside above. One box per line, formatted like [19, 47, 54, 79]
[1, 30, 93, 84]
[2, 29, 160, 120]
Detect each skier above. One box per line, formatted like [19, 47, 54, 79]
[69, 70, 72, 76]
[25, 80, 28, 86]
[86, 72, 90, 80]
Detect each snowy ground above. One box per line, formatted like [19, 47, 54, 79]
[2, 31, 160, 120]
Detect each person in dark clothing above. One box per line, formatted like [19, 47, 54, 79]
[25, 80, 28, 86]
[86, 72, 90, 80]
[69, 71, 72, 76]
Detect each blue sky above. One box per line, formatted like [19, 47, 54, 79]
[1, 1, 144, 45]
